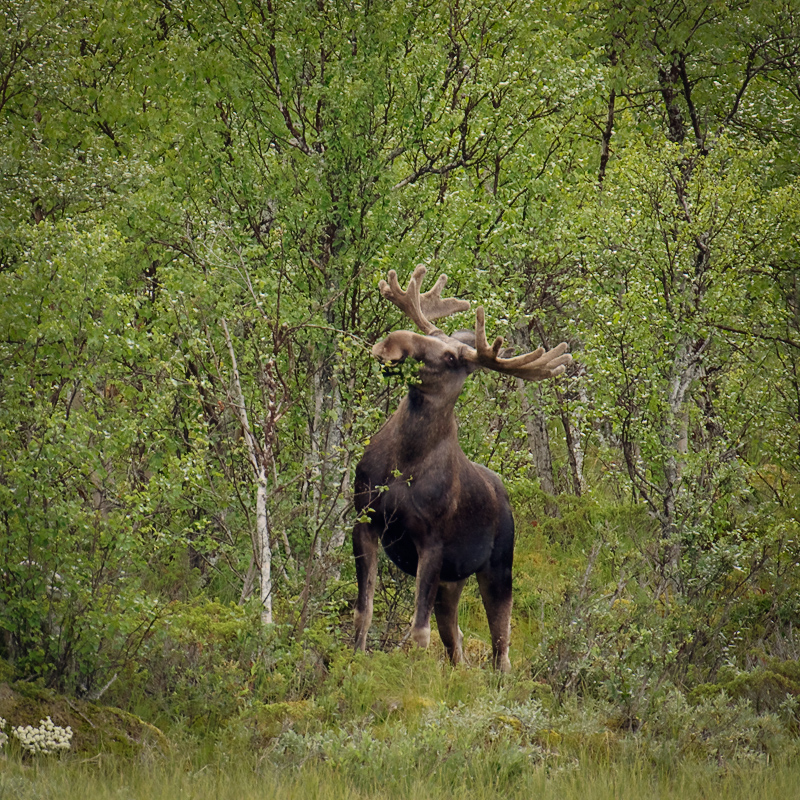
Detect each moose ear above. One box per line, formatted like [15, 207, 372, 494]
[450, 329, 476, 347]
[452, 329, 514, 356]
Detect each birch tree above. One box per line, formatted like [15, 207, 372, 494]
[220, 318, 273, 624]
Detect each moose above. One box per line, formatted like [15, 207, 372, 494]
[353, 266, 571, 671]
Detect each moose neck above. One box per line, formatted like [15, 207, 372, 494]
[391, 384, 460, 459]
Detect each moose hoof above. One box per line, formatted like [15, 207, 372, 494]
[410, 626, 431, 648]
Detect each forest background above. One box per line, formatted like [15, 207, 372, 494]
[1, 0, 800, 793]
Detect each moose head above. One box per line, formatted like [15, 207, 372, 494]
[353, 265, 571, 671]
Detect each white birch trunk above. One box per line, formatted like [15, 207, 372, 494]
[517, 379, 561, 517]
[305, 364, 351, 556]
[517, 379, 556, 495]
[221, 317, 273, 625]
[255, 469, 272, 625]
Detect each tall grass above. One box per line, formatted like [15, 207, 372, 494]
[2, 753, 799, 800]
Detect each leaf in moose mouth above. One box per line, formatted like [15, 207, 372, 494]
[381, 359, 422, 386]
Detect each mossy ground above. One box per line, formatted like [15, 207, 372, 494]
[0, 680, 166, 758]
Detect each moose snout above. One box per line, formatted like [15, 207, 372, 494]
[371, 341, 392, 360]
[371, 330, 425, 364]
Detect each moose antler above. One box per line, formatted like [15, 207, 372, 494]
[377, 265, 571, 380]
[379, 265, 470, 335]
[464, 307, 572, 381]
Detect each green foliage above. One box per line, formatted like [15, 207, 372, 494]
[115, 600, 280, 728]
[1, 1, 800, 760]
[641, 690, 789, 767]
[690, 660, 800, 721]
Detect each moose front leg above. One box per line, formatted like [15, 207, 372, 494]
[410, 546, 443, 648]
[353, 522, 379, 651]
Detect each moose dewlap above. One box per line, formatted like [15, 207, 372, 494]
[353, 265, 571, 671]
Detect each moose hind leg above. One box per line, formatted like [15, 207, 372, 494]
[477, 509, 514, 671]
[476, 569, 512, 672]
[353, 522, 379, 651]
[434, 579, 467, 665]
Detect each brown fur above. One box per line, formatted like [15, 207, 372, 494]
[353, 267, 570, 671]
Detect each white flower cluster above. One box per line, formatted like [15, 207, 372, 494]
[11, 716, 73, 755]
[0, 717, 7, 749]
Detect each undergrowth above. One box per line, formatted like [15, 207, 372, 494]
[2, 489, 800, 797]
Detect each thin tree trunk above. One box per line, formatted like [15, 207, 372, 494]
[326, 374, 355, 551]
[305, 357, 353, 558]
[304, 365, 326, 557]
[598, 85, 615, 187]
[517, 378, 559, 517]
[557, 389, 585, 497]
[220, 317, 273, 625]
[529, 321, 584, 496]
[255, 474, 272, 622]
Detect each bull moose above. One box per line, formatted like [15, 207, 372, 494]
[353, 265, 570, 671]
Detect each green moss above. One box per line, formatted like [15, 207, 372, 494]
[0, 680, 167, 757]
[251, 700, 322, 739]
[765, 657, 800, 686]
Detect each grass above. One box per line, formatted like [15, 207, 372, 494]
[3, 650, 798, 800]
[2, 752, 800, 800]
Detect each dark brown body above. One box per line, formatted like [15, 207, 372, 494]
[353, 344, 514, 671]
[352, 266, 570, 671]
